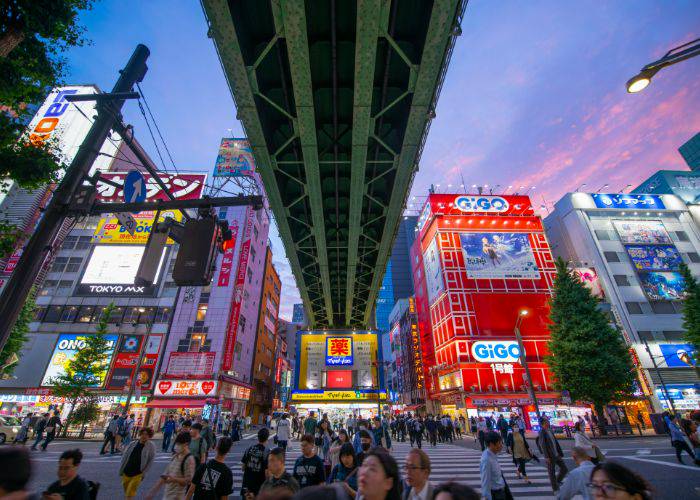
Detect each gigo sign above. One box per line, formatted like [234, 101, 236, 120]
[454, 196, 509, 213]
[471, 341, 522, 363]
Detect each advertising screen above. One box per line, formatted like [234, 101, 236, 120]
[638, 271, 686, 301]
[42, 334, 118, 386]
[625, 245, 682, 271]
[326, 337, 353, 366]
[76, 245, 167, 296]
[95, 172, 206, 202]
[659, 344, 696, 367]
[214, 138, 255, 177]
[612, 220, 671, 244]
[93, 210, 182, 245]
[573, 267, 605, 298]
[460, 233, 539, 279]
[106, 334, 163, 390]
[424, 238, 445, 302]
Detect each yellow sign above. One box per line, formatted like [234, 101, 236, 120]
[291, 391, 387, 401]
[94, 210, 181, 245]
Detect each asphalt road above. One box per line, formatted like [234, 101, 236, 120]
[18, 432, 700, 499]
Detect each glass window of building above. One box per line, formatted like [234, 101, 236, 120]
[674, 231, 690, 242]
[604, 251, 620, 263]
[44, 305, 63, 322]
[196, 304, 208, 321]
[138, 307, 156, 324]
[33, 306, 47, 321]
[62, 236, 78, 249]
[162, 281, 178, 297]
[50, 257, 68, 273]
[687, 252, 700, 263]
[189, 334, 206, 352]
[75, 236, 92, 250]
[109, 306, 125, 323]
[123, 307, 141, 324]
[613, 275, 630, 286]
[56, 280, 74, 295]
[651, 302, 675, 314]
[60, 306, 79, 323]
[39, 280, 58, 296]
[154, 307, 171, 323]
[76, 306, 94, 323]
[625, 302, 643, 314]
[65, 257, 83, 273]
[247, 268, 252, 283]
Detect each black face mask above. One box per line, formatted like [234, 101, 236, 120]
[361, 442, 371, 451]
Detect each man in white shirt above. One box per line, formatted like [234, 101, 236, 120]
[558, 447, 595, 500]
[402, 448, 433, 500]
[480, 431, 507, 500]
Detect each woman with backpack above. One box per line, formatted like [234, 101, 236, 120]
[146, 431, 196, 500]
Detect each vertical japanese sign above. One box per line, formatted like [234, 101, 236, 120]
[221, 207, 255, 370]
[325, 337, 353, 366]
[217, 219, 239, 287]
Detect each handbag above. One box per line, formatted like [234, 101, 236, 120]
[593, 444, 605, 462]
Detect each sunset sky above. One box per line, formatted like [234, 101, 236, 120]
[63, 1, 700, 320]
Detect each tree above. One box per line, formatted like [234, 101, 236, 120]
[546, 257, 635, 430]
[71, 400, 100, 438]
[0, 287, 35, 376]
[1, 0, 94, 184]
[678, 263, 700, 374]
[51, 302, 115, 437]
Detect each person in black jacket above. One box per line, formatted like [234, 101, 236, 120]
[30, 413, 49, 451]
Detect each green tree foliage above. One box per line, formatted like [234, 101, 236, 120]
[546, 257, 635, 425]
[0, 0, 94, 188]
[679, 263, 700, 371]
[0, 288, 35, 376]
[51, 302, 115, 436]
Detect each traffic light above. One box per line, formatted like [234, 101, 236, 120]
[172, 217, 220, 286]
[218, 220, 234, 251]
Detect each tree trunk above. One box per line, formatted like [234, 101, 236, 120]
[0, 26, 25, 58]
[594, 403, 607, 436]
[62, 398, 77, 438]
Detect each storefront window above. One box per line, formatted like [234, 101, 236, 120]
[76, 306, 94, 323]
[60, 306, 79, 323]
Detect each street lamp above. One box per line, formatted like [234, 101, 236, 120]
[626, 38, 700, 93]
[514, 309, 543, 426]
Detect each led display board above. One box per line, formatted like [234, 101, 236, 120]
[592, 194, 665, 210]
[460, 232, 539, 279]
[638, 271, 686, 301]
[94, 210, 181, 245]
[42, 334, 118, 387]
[625, 245, 682, 271]
[612, 220, 672, 244]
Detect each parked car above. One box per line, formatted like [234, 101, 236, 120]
[0, 416, 21, 444]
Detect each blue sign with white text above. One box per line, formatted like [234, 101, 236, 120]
[592, 194, 665, 210]
[124, 170, 147, 206]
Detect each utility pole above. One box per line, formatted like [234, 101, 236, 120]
[514, 310, 543, 426]
[0, 45, 150, 351]
[123, 311, 154, 413]
[642, 338, 677, 416]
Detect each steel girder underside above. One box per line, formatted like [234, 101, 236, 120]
[202, 0, 466, 329]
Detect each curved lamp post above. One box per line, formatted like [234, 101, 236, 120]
[626, 38, 700, 93]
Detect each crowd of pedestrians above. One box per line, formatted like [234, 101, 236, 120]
[1, 408, 697, 499]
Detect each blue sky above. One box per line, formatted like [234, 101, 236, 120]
[63, 1, 700, 320]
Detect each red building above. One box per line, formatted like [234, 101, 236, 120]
[411, 193, 559, 427]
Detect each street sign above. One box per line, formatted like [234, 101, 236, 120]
[124, 170, 146, 209]
[114, 212, 137, 236]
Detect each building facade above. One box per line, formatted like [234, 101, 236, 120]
[545, 192, 700, 417]
[412, 194, 559, 427]
[388, 297, 426, 407]
[292, 303, 306, 326]
[249, 247, 281, 423]
[679, 132, 700, 171]
[634, 170, 700, 205]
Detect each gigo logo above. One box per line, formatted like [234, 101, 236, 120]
[454, 196, 509, 213]
[471, 341, 522, 363]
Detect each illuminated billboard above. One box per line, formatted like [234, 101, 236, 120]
[573, 267, 605, 298]
[95, 172, 206, 202]
[424, 238, 445, 302]
[42, 334, 118, 387]
[659, 344, 696, 367]
[639, 271, 686, 301]
[592, 194, 665, 210]
[625, 245, 682, 271]
[612, 220, 671, 244]
[76, 245, 168, 296]
[460, 232, 539, 279]
[295, 332, 380, 397]
[106, 334, 163, 391]
[94, 210, 181, 245]
[214, 138, 255, 177]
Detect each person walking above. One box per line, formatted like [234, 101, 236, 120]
[682, 419, 700, 465]
[200, 419, 215, 455]
[480, 432, 511, 500]
[294, 433, 326, 489]
[372, 416, 392, 451]
[39, 410, 62, 452]
[0, 447, 35, 498]
[476, 417, 488, 452]
[506, 423, 533, 484]
[30, 412, 49, 451]
[425, 416, 438, 447]
[241, 427, 270, 497]
[557, 447, 595, 500]
[304, 412, 318, 436]
[573, 421, 602, 465]
[496, 415, 508, 452]
[146, 431, 196, 500]
[328, 442, 358, 498]
[356, 448, 402, 500]
[162, 415, 177, 452]
[412, 417, 424, 449]
[260, 446, 300, 496]
[122, 413, 135, 447]
[14, 412, 32, 444]
[402, 448, 433, 500]
[231, 415, 241, 442]
[276, 413, 291, 450]
[119, 427, 156, 500]
[189, 423, 208, 468]
[328, 429, 351, 471]
[536, 417, 569, 493]
[664, 411, 696, 464]
[588, 462, 652, 500]
[43, 449, 91, 500]
[114, 413, 126, 452]
[185, 436, 234, 500]
[100, 414, 119, 455]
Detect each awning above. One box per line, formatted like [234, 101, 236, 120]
[145, 399, 208, 409]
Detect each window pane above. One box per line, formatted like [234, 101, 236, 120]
[109, 306, 125, 323]
[122, 307, 140, 324]
[75, 236, 92, 250]
[604, 251, 620, 263]
[138, 307, 156, 324]
[60, 306, 78, 322]
[62, 236, 78, 250]
[33, 306, 47, 321]
[76, 306, 94, 323]
[196, 305, 208, 321]
[39, 280, 58, 296]
[51, 257, 68, 272]
[155, 307, 171, 323]
[44, 306, 63, 322]
[625, 302, 642, 314]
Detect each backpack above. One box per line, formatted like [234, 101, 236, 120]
[87, 480, 100, 500]
[180, 453, 193, 475]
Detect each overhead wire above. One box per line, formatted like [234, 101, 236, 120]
[136, 82, 181, 176]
